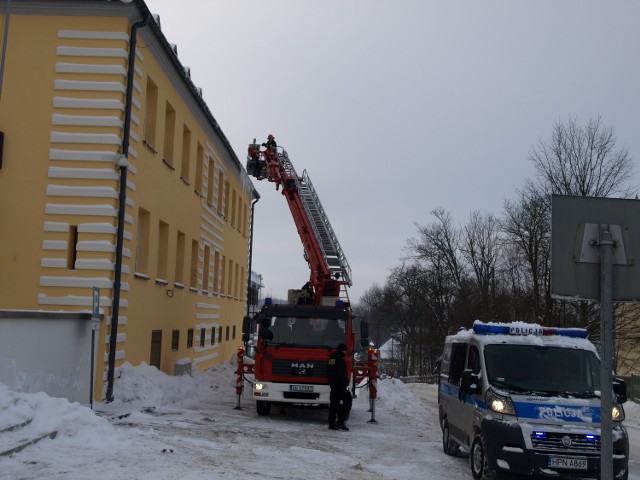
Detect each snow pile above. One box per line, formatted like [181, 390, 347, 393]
[625, 398, 640, 422]
[377, 377, 426, 419]
[0, 382, 121, 449]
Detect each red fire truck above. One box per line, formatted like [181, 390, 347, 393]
[236, 138, 377, 417]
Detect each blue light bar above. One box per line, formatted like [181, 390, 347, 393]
[472, 321, 588, 339]
[473, 323, 511, 335]
[264, 297, 273, 305]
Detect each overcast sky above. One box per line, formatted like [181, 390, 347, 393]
[144, 0, 640, 304]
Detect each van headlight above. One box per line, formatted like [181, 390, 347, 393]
[486, 389, 516, 416]
[612, 403, 625, 422]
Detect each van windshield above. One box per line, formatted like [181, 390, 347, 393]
[484, 344, 600, 396]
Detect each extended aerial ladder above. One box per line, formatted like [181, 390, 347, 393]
[237, 137, 378, 420]
[247, 139, 352, 305]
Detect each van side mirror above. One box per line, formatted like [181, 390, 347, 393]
[613, 377, 627, 404]
[460, 369, 480, 395]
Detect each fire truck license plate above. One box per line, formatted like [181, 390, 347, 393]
[290, 385, 314, 392]
[548, 456, 587, 470]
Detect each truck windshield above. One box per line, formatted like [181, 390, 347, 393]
[484, 344, 600, 396]
[263, 316, 346, 348]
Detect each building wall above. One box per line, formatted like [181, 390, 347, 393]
[0, 0, 256, 400]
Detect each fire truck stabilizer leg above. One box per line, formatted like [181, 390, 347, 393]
[367, 348, 378, 423]
[234, 347, 244, 410]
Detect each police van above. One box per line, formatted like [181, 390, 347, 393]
[438, 321, 629, 479]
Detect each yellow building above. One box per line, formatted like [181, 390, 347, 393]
[0, 0, 257, 401]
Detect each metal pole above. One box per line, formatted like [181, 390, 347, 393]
[90, 329, 95, 410]
[599, 225, 614, 480]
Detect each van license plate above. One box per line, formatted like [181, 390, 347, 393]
[290, 385, 313, 392]
[548, 456, 587, 470]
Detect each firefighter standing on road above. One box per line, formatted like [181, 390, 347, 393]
[327, 343, 351, 431]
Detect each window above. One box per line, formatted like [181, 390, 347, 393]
[150, 330, 162, 369]
[211, 326, 215, 345]
[213, 250, 220, 293]
[143, 76, 158, 149]
[220, 254, 226, 294]
[218, 326, 223, 343]
[171, 329, 179, 351]
[223, 181, 230, 218]
[180, 125, 191, 183]
[225, 326, 230, 341]
[448, 342, 468, 385]
[467, 345, 481, 374]
[234, 263, 240, 297]
[157, 220, 169, 280]
[202, 245, 211, 293]
[206, 156, 215, 206]
[175, 231, 185, 285]
[231, 189, 237, 226]
[190, 240, 199, 289]
[216, 173, 224, 212]
[194, 143, 204, 194]
[232, 325, 236, 340]
[240, 267, 245, 298]
[135, 208, 151, 275]
[242, 202, 248, 236]
[67, 225, 78, 270]
[163, 101, 176, 167]
[227, 259, 233, 296]
[199, 327, 206, 347]
[187, 328, 194, 348]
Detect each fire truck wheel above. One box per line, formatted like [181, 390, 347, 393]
[256, 401, 271, 416]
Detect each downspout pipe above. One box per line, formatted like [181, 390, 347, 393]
[0, 0, 12, 104]
[106, 10, 150, 402]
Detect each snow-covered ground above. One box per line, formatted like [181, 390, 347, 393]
[0, 358, 638, 479]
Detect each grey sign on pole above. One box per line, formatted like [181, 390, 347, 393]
[91, 287, 100, 331]
[551, 194, 640, 480]
[551, 195, 640, 301]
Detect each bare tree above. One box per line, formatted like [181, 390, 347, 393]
[502, 185, 551, 323]
[460, 211, 501, 320]
[408, 208, 471, 316]
[529, 116, 636, 197]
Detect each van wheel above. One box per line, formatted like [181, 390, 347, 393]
[442, 420, 458, 456]
[470, 434, 494, 480]
[620, 466, 628, 480]
[256, 401, 271, 416]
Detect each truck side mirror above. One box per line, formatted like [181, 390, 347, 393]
[459, 369, 480, 395]
[360, 320, 369, 348]
[613, 377, 627, 404]
[242, 315, 253, 334]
